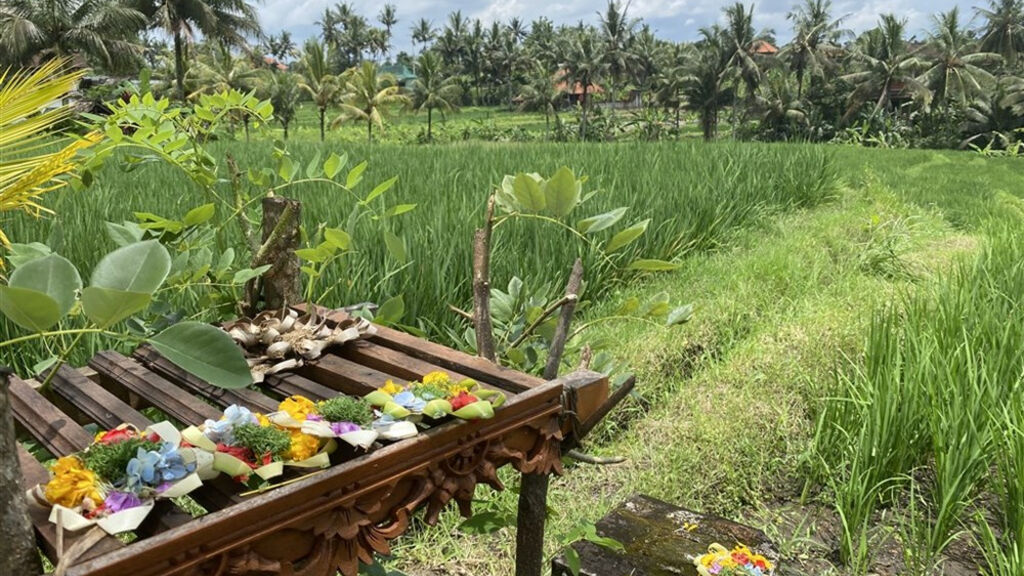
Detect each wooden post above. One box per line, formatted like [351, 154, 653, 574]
[246, 196, 302, 314]
[0, 368, 42, 576]
[515, 259, 585, 576]
[472, 195, 497, 362]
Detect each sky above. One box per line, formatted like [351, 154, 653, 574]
[257, 0, 985, 54]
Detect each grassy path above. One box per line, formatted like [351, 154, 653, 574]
[390, 164, 985, 575]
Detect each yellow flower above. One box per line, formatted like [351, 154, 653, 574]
[381, 380, 404, 395]
[279, 395, 316, 421]
[286, 430, 321, 461]
[45, 456, 103, 508]
[254, 413, 272, 427]
[422, 371, 450, 386]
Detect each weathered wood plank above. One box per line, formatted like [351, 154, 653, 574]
[48, 365, 150, 431]
[263, 372, 337, 401]
[297, 353, 399, 396]
[88, 351, 221, 424]
[337, 341, 503, 393]
[133, 345, 278, 413]
[9, 375, 93, 456]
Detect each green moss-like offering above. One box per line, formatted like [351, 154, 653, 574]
[233, 424, 291, 460]
[318, 396, 373, 427]
[81, 438, 161, 481]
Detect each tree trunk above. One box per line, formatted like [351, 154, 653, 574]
[579, 83, 589, 141]
[319, 107, 326, 142]
[367, 118, 373, 143]
[427, 107, 433, 141]
[515, 473, 549, 576]
[0, 371, 41, 576]
[243, 116, 250, 142]
[797, 68, 805, 99]
[253, 197, 302, 312]
[173, 31, 186, 101]
[472, 196, 497, 362]
[282, 120, 289, 140]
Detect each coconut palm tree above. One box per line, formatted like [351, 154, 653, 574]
[722, 2, 773, 99]
[559, 29, 607, 139]
[753, 72, 808, 139]
[298, 40, 339, 142]
[333, 61, 410, 142]
[598, 0, 638, 106]
[409, 52, 461, 140]
[411, 18, 436, 53]
[133, 0, 261, 101]
[0, 0, 146, 69]
[652, 43, 691, 132]
[962, 76, 1024, 148]
[518, 63, 562, 136]
[782, 0, 845, 97]
[976, 0, 1024, 68]
[919, 8, 1002, 107]
[682, 27, 735, 140]
[261, 70, 302, 139]
[188, 43, 259, 97]
[378, 3, 397, 60]
[841, 15, 929, 122]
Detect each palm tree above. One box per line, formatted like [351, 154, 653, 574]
[919, 8, 1001, 108]
[507, 17, 528, 43]
[409, 52, 461, 140]
[378, 3, 397, 60]
[188, 43, 259, 97]
[961, 76, 1024, 148]
[518, 63, 562, 136]
[653, 44, 690, 132]
[298, 40, 339, 142]
[411, 18, 436, 53]
[722, 2, 772, 99]
[0, 0, 146, 69]
[976, 0, 1024, 68]
[841, 16, 929, 122]
[598, 0, 638, 106]
[753, 72, 808, 139]
[782, 0, 845, 97]
[264, 31, 296, 61]
[559, 29, 607, 139]
[682, 27, 734, 140]
[333, 61, 410, 142]
[134, 0, 261, 101]
[261, 71, 302, 139]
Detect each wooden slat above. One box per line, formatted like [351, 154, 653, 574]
[263, 372, 336, 401]
[49, 365, 150, 430]
[89, 351, 221, 424]
[133, 345, 278, 413]
[339, 340, 503, 392]
[9, 375, 94, 455]
[297, 354, 398, 396]
[295, 305, 542, 393]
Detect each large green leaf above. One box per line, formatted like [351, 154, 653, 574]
[606, 219, 650, 252]
[512, 173, 545, 213]
[0, 286, 61, 332]
[544, 166, 580, 218]
[9, 253, 81, 317]
[577, 207, 628, 234]
[6, 242, 52, 268]
[383, 230, 406, 264]
[183, 203, 215, 227]
[627, 259, 680, 272]
[81, 286, 151, 327]
[90, 240, 171, 294]
[149, 322, 252, 390]
[375, 295, 405, 326]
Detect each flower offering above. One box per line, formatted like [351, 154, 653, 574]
[694, 544, 774, 576]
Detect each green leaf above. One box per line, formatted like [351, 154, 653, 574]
[6, 242, 52, 268]
[384, 230, 406, 264]
[305, 151, 322, 179]
[585, 534, 625, 553]
[295, 247, 327, 263]
[323, 152, 345, 179]
[0, 286, 61, 332]
[639, 292, 670, 318]
[231, 265, 272, 284]
[9, 254, 81, 317]
[81, 287, 151, 327]
[459, 512, 512, 535]
[183, 204, 215, 227]
[384, 203, 417, 218]
[667, 304, 694, 326]
[278, 156, 295, 181]
[544, 166, 580, 217]
[577, 207, 628, 234]
[375, 295, 404, 326]
[565, 547, 581, 576]
[627, 259, 680, 271]
[616, 297, 639, 315]
[105, 221, 145, 247]
[346, 160, 368, 188]
[90, 240, 171, 294]
[149, 322, 252, 389]
[512, 173, 545, 212]
[365, 176, 398, 203]
[216, 247, 235, 276]
[606, 219, 649, 253]
[324, 228, 351, 250]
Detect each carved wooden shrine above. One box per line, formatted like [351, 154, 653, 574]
[11, 308, 609, 576]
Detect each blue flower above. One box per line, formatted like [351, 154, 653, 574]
[392, 390, 426, 413]
[203, 404, 255, 445]
[126, 443, 195, 493]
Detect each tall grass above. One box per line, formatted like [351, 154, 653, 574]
[811, 227, 1024, 571]
[3, 141, 836, 357]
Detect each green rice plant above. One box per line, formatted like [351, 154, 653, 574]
[979, 391, 1024, 576]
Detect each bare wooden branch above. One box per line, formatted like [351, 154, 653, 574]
[543, 258, 584, 381]
[0, 368, 42, 576]
[578, 344, 593, 371]
[245, 196, 302, 314]
[225, 154, 259, 257]
[473, 195, 497, 362]
[447, 304, 474, 321]
[566, 450, 626, 465]
[508, 294, 578, 350]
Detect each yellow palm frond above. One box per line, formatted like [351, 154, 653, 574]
[0, 58, 98, 250]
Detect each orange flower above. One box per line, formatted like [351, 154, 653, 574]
[45, 456, 104, 508]
[279, 395, 315, 421]
[286, 430, 321, 461]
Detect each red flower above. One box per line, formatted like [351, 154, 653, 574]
[450, 391, 479, 411]
[731, 551, 750, 565]
[216, 443, 256, 467]
[98, 428, 136, 445]
[754, 559, 767, 570]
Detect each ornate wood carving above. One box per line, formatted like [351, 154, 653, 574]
[175, 417, 564, 576]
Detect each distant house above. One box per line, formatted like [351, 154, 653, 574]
[261, 56, 289, 71]
[380, 63, 416, 87]
[554, 70, 604, 106]
[751, 40, 779, 55]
